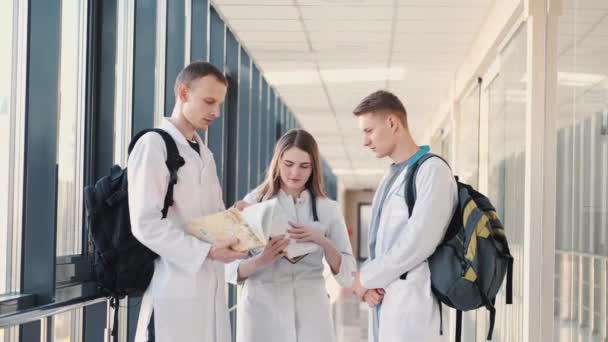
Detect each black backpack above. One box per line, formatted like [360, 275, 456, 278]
[402, 153, 513, 342]
[84, 128, 185, 340]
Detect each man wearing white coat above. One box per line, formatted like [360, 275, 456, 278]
[128, 61, 246, 342]
[351, 90, 457, 342]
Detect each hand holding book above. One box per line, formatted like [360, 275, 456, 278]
[253, 235, 290, 269]
[287, 222, 324, 244]
[186, 208, 267, 252]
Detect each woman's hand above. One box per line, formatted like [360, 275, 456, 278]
[287, 222, 325, 244]
[253, 235, 290, 268]
[233, 200, 251, 211]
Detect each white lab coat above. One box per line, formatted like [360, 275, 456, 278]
[128, 118, 230, 342]
[226, 189, 356, 342]
[361, 157, 457, 342]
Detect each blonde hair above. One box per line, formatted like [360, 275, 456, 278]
[256, 129, 326, 201]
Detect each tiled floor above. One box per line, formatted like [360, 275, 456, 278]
[333, 289, 369, 342]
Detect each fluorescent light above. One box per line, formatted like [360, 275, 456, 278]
[558, 72, 606, 87]
[264, 70, 320, 86]
[519, 72, 607, 88]
[322, 67, 405, 83]
[265, 66, 405, 85]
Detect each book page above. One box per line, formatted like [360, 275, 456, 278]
[186, 208, 266, 252]
[269, 209, 319, 260]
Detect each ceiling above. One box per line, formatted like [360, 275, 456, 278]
[212, 0, 495, 190]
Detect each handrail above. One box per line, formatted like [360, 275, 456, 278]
[0, 282, 105, 328]
[0, 295, 105, 328]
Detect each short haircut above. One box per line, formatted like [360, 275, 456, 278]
[353, 90, 408, 128]
[174, 61, 227, 95]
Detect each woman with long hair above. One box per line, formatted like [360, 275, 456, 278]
[227, 129, 356, 342]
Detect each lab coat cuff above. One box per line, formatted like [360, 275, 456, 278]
[225, 259, 244, 285]
[184, 240, 212, 276]
[333, 254, 354, 288]
[359, 261, 385, 290]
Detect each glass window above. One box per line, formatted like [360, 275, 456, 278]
[554, 1, 608, 340]
[56, 0, 87, 256]
[0, 0, 14, 295]
[53, 308, 83, 342]
[486, 24, 527, 342]
[458, 82, 481, 188]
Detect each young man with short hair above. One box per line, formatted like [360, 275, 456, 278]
[351, 90, 457, 342]
[129, 61, 245, 342]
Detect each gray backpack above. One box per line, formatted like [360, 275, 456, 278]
[403, 153, 513, 341]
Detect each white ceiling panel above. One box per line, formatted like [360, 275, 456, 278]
[300, 6, 393, 20]
[305, 19, 391, 32]
[309, 31, 392, 43]
[298, 0, 394, 5]
[213, 0, 494, 190]
[237, 31, 308, 43]
[213, 0, 290, 4]
[217, 5, 299, 19]
[396, 19, 479, 34]
[247, 42, 310, 53]
[397, 6, 489, 20]
[228, 19, 302, 31]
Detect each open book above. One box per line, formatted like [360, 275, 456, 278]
[186, 208, 267, 252]
[265, 204, 320, 264]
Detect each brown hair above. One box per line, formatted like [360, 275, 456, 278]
[174, 61, 227, 95]
[257, 129, 326, 201]
[353, 90, 408, 128]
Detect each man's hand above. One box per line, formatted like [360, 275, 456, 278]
[351, 271, 368, 300]
[209, 238, 247, 263]
[363, 289, 385, 308]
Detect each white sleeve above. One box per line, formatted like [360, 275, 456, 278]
[360, 160, 457, 289]
[242, 187, 262, 203]
[326, 201, 357, 288]
[225, 259, 244, 285]
[128, 133, 212, 277]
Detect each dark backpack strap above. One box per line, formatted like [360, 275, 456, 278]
[506, 256, 514, 304]
[404, 153, 449, 218]
[308, 188, 319, 222]
[400, 153, 444, 280]
[128, 128, 185, 218]
[487, 299, 497, 340]
[474, 280, 497, 340]
[438, 301, 443, 335]
[110, 296, 119, 342]
[455, 309, 463, 342]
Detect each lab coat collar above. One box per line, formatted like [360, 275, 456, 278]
[278, 188, 311, 205]
[160, 117, 204, 148]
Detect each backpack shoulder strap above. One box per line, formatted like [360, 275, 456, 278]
[128, 128, 184, 170]
[404, 153, 449, 218]
[128, 128, 185, 218]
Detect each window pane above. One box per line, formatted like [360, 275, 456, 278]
[0, 0, 14, 295]
[555, 1, 608, 340]
[458, 83, 480, 188]
[487, 24, 527, 342]
[53, 308, 83, 342]
[56, 1, 86, 256]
